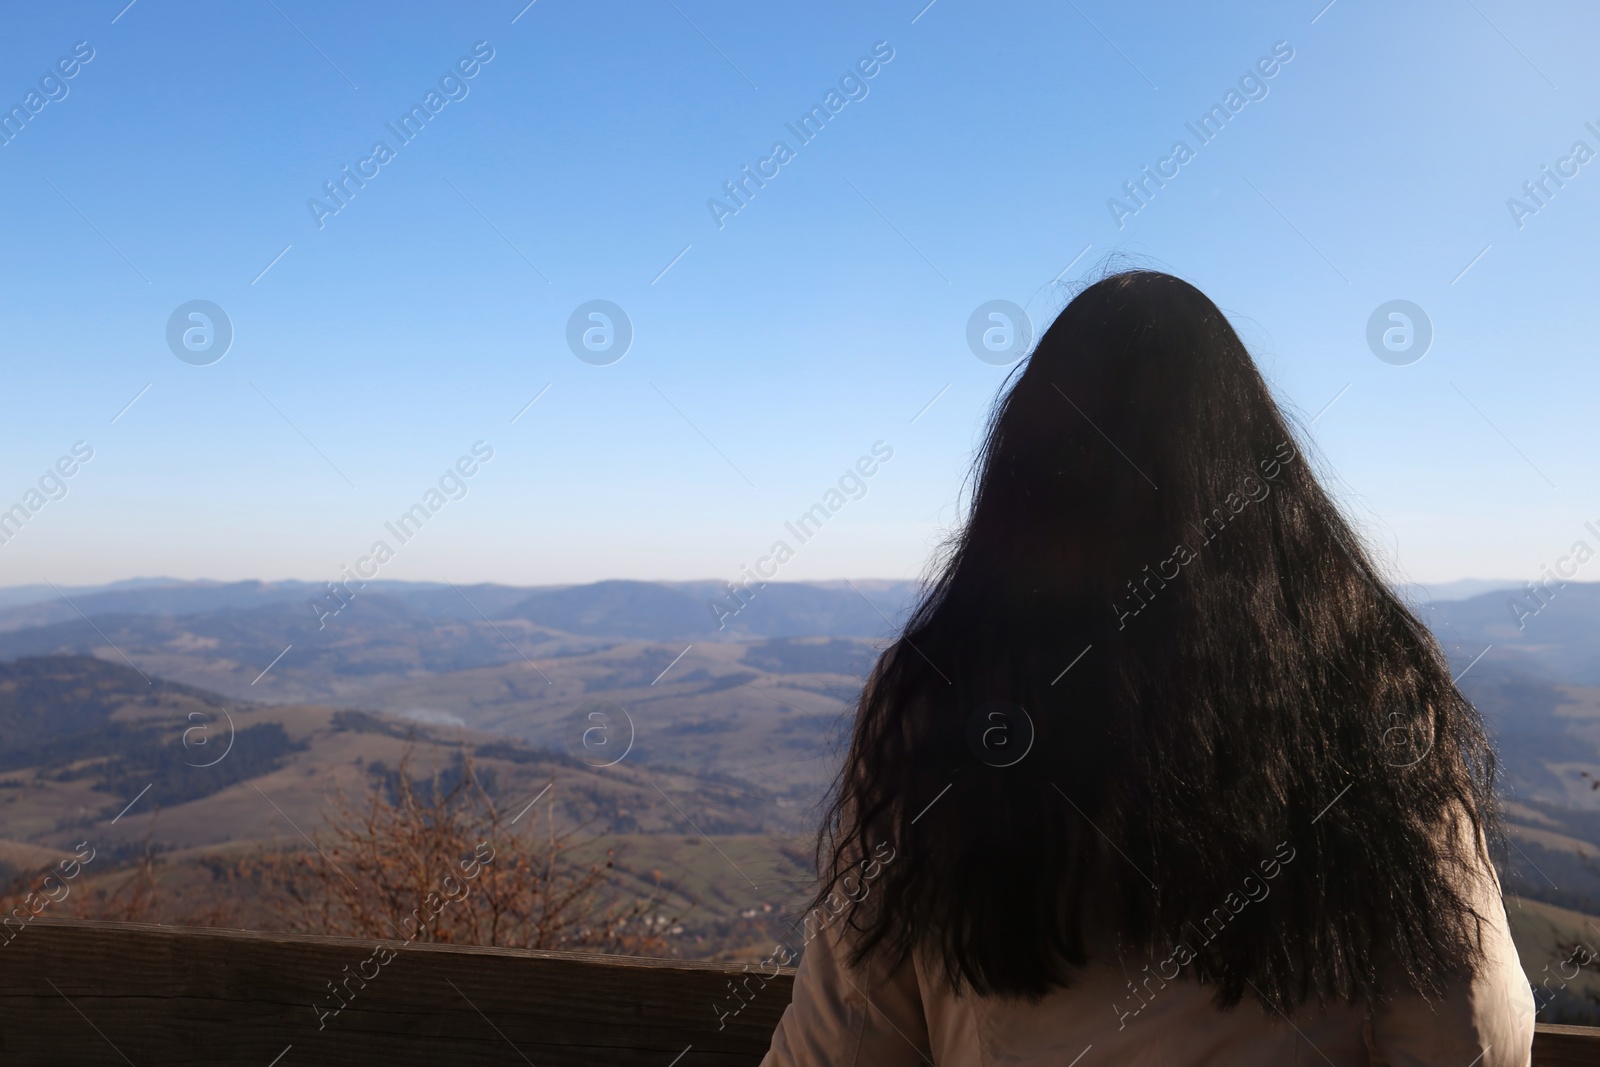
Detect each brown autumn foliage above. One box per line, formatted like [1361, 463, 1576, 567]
[242, 751, 675, 953]
[1, 750, 676, 956]
[0, 831, 236, 937]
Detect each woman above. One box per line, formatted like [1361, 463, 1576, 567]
[761, 271, 1534, 1066]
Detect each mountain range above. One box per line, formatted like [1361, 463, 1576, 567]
[2, 575, 1599, 1002]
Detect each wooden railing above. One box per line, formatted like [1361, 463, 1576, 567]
[0, 918, 1596, 1065]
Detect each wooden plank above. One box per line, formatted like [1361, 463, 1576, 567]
[1534, 1023, 1600, 1067]
[1, 919, 1596, 1065]
[0, 918, 793, 1066]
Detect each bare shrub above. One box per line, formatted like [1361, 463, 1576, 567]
[241, 750, 675, 954]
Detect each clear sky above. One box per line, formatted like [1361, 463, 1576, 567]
[0, 0, 1595, 590]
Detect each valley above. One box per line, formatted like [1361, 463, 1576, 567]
[2, 576, 1599, 1020]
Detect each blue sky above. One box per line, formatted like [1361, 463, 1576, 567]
[0, 0, 1596, 589]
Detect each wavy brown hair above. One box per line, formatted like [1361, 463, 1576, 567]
[816, 270, 1497, 1014]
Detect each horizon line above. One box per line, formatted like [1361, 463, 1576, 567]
[0, 575, 1541, 595]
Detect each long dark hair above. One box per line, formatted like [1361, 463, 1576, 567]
[817, 270, 1496, 1014]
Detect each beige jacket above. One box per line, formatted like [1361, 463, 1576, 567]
[761, 841, 1534, 1066]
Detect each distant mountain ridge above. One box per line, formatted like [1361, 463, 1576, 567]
[1399, 578, 1522, 602]
[0, 578, 922, 641]
[1422, 582, 1600, 686]
[8, 576, 1600, 686]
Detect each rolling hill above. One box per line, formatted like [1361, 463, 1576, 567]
[4, 576, 1600, 1015]
[0, 653, 811, 956]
